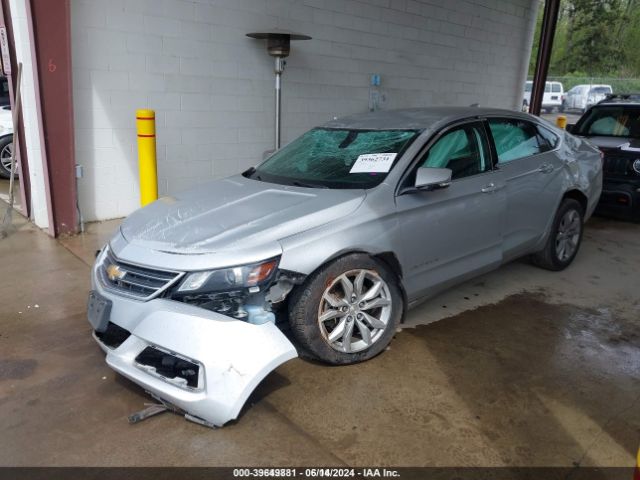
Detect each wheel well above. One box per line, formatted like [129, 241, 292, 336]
[373, 251, 408, 322]
[562, 189, 588, 214]
[373, 251, 403, 279]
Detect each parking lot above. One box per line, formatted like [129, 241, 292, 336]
[1, 208, 638, 467]
[541, 112, 582, 125]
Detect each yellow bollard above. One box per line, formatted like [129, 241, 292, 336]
[136, 109, 158, 206]
[556, 115, 567, 130]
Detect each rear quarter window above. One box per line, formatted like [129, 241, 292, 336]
[488, 118, 550, 163]
[537, 125, 560, 150]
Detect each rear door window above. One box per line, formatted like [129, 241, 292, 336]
[488, 119, 549, 163]
[552, 83, 562, 93]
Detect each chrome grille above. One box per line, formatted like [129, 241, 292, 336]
[98, 249, 184, 300]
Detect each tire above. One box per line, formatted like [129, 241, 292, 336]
[0, 135, 15, 179]
[288, 253, 403, 365]
[531, 198, 584, 271]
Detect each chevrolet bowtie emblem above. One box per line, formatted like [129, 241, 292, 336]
[106, 264, 126, 282]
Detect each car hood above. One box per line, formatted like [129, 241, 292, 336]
[583, 136, 640, 151]
[120, 175, 366, 254]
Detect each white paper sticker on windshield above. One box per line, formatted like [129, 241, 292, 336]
[350, 153, 397, 173]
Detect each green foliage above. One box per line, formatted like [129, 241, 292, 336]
[528, 0, 640, 80]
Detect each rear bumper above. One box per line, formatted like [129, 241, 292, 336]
[89, 257, 297, 427]
[595, 181, 640, 222]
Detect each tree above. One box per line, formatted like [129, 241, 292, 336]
[563, 0, 623, 74]
[528, 0, 640, 77]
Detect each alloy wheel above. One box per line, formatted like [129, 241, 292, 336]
[555, 209, 581, 262]
[318, 269, 392, 353]
[0, 141, 13, 173]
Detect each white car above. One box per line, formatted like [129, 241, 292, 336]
[563, 84, 613, 113]
[0, 106, 14, 179]
[523, 81, 564, 113]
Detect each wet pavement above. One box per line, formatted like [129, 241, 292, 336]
[0, 213, 638, 466]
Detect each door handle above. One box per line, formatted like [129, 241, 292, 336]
[539, 163, 554, 174]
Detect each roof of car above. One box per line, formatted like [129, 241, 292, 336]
[597, 93, 640, 105]
[322, 107, 534, 130]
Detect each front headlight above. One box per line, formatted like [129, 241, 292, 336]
[177, 258, 279, 294]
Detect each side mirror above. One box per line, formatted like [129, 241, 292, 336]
[415, 167, 452, 190]
[565, 124, 575, 133]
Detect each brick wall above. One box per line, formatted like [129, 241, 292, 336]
[71, 0, 538, 221]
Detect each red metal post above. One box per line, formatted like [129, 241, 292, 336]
[530, 0, 561, 116]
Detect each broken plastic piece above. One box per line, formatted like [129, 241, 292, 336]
[128, 403, 171, 424]
[184, 413, 217, 429]
[94, 296, 298, 427]
[245, 305, 275, 325]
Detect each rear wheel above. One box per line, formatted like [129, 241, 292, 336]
[288, 254, 403, 365]
[0, 136, 15, 179]
[531, 198, 584, 271]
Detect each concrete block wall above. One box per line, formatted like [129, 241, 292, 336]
[71, 0, 538, 221]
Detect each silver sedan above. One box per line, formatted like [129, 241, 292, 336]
[88, 107, 602, 426]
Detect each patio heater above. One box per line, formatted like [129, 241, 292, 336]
[246, 30, 311, 150]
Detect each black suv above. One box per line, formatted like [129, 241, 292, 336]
[568, 94, 640, 222]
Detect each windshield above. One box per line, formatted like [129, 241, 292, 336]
[589, 87, 611, 95]
[575, 106, 640, 138]
[247, 128, 420, 189]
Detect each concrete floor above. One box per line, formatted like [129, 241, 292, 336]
[0, 209, 638, 467]
[0, 178, 22, 213]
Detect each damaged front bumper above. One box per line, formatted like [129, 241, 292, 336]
[88, 260, 298, 427]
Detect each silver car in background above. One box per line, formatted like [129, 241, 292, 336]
[88, 107, 602, 427]
[563, 84, 613, 113]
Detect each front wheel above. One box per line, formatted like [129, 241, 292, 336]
[288, 254, 403, 365]
[531, 198, 584, 271]
[0, 136, 15, 179]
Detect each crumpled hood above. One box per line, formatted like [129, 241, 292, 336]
[120, 175, 365, 254]
[584, 136, 640, 151]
